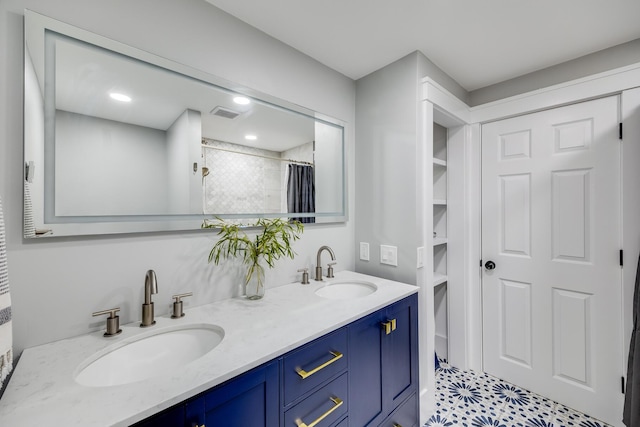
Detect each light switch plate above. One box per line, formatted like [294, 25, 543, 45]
[359, 242, 370, 261]
[380, 245, 398, 266]
[417, 246, 424, 269]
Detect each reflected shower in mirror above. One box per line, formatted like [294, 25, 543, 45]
[24, 10, 346, 237]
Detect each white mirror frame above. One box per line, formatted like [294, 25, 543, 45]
[23, 10, 347, 238]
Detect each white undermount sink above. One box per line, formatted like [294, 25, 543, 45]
[315, 280, 378, 300]
[74, 324, 224, 387]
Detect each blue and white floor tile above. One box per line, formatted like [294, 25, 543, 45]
[424, 359, 612, 427]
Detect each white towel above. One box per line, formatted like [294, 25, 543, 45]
[0, 195, 13, 388]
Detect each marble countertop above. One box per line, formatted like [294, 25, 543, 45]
[0, 271, 418, 426]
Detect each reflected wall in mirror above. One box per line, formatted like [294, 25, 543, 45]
[24, 10, 346, 238]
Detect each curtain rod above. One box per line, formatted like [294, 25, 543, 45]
[201, 138, 313, 166]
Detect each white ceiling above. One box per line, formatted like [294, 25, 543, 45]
[53, 33, 315, 152]
[204, 0, 640, 91]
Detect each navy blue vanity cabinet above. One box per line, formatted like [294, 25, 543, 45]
[282, 328, 349, 427]
[348, 294, 419, 427]
[184, 360, 279, 427]
[283, 372, 348, 427]
[132, 404, 185, 427]
[380, 394, 418, 427]
[132, 291, 418, 427]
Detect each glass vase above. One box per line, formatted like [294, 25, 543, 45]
[245, 262, 265, 300]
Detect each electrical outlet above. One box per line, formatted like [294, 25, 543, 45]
[417, 246, 424, 269]
[359, 242, 370, 261]
[380, 245, 398, 266]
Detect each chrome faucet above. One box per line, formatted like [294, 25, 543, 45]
[315, 246, 336, 281]
[140, 270, 158, 327]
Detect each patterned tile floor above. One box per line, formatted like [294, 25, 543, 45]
[424, 360, 612, 427]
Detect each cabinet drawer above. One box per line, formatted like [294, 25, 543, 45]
[283, 328, 347, 404]
[380, 393, 418, 427]
[284, 372, 348, 427]
[334, 417, 348, 427]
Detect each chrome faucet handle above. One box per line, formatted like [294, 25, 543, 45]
[92, 307, 122, 337]
[327, 262, 337, 278]
[171, 292, 193, 318]
[297, 268, 310, 285]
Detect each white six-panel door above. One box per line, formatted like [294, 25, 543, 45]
[481, 96, 623, 425]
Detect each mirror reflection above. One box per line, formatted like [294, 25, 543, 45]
[23, 11, 346, 238]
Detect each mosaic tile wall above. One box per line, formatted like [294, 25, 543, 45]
[203, 140, 282, 215]
[203, 140, 314, 215]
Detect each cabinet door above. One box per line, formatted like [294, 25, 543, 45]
[348, 294, 419, 427]
[185, 361, 279, 427]
[383, 295, 418, 411]
[348, 308, 386, 426]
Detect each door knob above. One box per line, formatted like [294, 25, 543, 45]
[484, 260, 496, 270]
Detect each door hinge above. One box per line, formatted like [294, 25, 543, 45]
[479, 259, 483, 267]
[620, 123, 623, 140]
[622, 376, 626, 394]
[620, 250, 624, 267]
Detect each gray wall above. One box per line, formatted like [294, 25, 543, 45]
[355, 51, 429, 285]
[0, 0, 355, 354]
[55, 111, 169, 216]
[469, 38, 640, 106]
[416, 51, 469, 105]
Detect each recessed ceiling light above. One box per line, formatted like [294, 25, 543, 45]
[245, 134, 257, 140]
[109, 92, 131, 102]
[233, 96, 250, 105]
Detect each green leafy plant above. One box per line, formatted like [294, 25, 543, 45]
[203, 218, 304, 293]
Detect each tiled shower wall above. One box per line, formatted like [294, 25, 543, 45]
[202, 140, 313, 215]
[203, 140, 281, 215]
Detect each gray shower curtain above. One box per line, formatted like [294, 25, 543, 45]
[624, 253, 640, 426]
[287, 164, 315, 224]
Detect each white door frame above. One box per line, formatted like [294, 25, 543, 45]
[420, 61, 640, 389]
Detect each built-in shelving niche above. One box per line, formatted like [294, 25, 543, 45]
[432, 123, 448, 361]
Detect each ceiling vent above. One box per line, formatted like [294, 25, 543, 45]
[210, 106, 241, 119]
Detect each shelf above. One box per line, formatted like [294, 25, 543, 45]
[433, 273, 448, 287]
[433, 237, 447, 246]
[433, 199, 447, 206]
[433, 158, 447, 167]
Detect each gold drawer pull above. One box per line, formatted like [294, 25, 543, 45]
[393, 424, 403, 427]
[295, 396, 343, 427]
[381, 318, 397, 335]
[295, 351, 343, 379]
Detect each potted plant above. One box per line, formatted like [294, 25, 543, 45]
[203, 218, 304, 299]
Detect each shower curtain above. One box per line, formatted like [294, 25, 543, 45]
[287, 164, 315, 224]
[624, 252, 640, 426]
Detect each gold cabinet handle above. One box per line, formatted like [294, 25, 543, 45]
[295, 351, 343, 379]
[381, 318, 397, 335]
[295, 396, 343, 427]
[393, 424, 402, 427]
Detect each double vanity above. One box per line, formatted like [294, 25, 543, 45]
[0, 271, 419, 426]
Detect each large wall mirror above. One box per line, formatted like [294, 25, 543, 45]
[23, 10, 346, 238]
